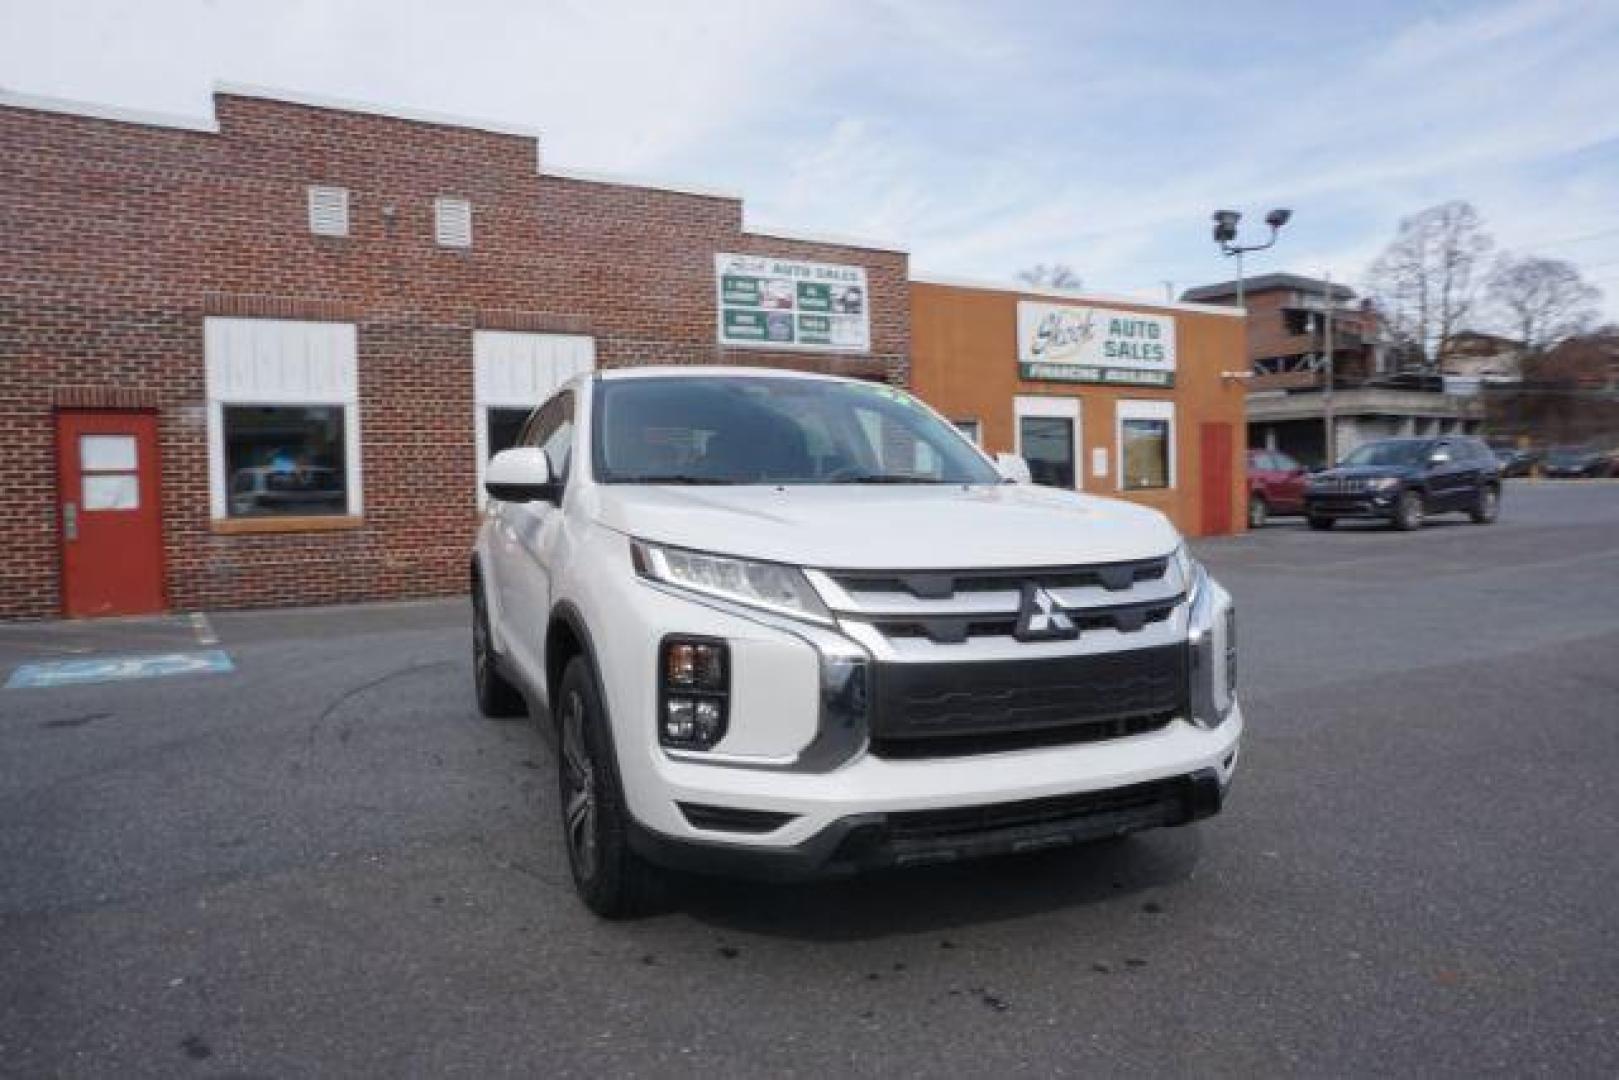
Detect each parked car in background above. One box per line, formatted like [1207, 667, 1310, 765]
[1541, 446, 1614, 479]
[1490, 446, 1538, 478]
[1303, 437, 1501, 531]
[1246, 449, 1308, 527]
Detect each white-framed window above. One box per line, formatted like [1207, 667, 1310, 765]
[952, 418, 982, 446]
[473, 331, 595, 504]
[204, 318, 362, 520]
[307, 185, 350, 237]
[1014, 395, 1082, 490]
[435, 196, 472, 248]
[1117, 399, 1176, 491]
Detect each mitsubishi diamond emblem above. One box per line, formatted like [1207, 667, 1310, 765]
[1014, 584, 1079, 642]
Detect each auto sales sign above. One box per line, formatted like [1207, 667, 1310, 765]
[1016, 301, 1177, 387]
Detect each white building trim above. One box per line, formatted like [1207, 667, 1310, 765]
[743, 223, 909, 255]
[212, 82, 544, 140]
[541, 165, 740, 201]
[203, 318, 362, 520]
[1116, 398, 1177, 491]
[0, 89, 218, 132]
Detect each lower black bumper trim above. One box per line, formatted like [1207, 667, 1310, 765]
[628, 768, 1224, 882]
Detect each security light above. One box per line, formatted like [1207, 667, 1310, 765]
[1212, 210, 1241, 244]
[1265, 207, 1292, 230]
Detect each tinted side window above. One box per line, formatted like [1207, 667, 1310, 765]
[1274, 451, 1300, 472]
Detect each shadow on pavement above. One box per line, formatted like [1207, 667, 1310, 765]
[667, 827, 1204, 943]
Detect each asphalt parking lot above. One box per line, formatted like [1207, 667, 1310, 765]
[3, 482, 1616, 1078]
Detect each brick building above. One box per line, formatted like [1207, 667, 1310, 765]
[0, 86, 907, 619]
[1182, 273, 1482, 466]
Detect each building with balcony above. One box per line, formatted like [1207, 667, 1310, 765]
[1182, 273, 1483, 466]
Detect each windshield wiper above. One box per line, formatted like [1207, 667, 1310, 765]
[612, 474, 736, 485]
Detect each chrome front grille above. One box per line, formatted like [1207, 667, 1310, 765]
[1312, 476, 1369, 495]
[806, 555, 1188, 663]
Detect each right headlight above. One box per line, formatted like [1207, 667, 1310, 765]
[1187, 561, 1236, 728]
[630, 540, 834, 625]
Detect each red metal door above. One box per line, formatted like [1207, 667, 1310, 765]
[1200, 423, 1235, 536]
[56, 411, 166, 617]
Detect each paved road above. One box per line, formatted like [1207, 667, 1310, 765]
[3, 483, 1617, 1077]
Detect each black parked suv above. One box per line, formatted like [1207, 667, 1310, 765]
[1304, 437, 1502, 531]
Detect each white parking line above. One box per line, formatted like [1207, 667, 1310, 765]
[189, 612, 219, 646]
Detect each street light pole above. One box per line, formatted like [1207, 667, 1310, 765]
[1211, 208, 1290, 372]
[1322, 272, 1336, 465]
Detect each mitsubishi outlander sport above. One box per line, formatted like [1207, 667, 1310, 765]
[472, 368, 1241, 917]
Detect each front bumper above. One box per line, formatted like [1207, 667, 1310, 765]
[628, 704, 1242, 877]
[1304, 492, 1397, 518]
[631, 764, 1231, 881]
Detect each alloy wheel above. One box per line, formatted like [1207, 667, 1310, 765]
[559, 689, 599, 883]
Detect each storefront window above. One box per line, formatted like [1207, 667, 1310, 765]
[1019, 416, 1075, 489]
[1121, 416, 1171, 490]
[223, 406, 348, 517]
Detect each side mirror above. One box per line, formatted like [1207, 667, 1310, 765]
[485, 447, 559, 503]
[994, 452, 1032, 484]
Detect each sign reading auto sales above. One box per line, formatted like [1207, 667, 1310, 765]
[1016, 301, 1176, 387]
[715, 253, 870, 352]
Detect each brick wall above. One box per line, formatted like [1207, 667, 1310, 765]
[0, 91, 910, 617]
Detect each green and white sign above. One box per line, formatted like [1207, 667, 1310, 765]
[1016, 301, 1177, 387]
[715, 253, 870, 352]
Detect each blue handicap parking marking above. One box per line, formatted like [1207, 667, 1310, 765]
[5, 649, 234, 690]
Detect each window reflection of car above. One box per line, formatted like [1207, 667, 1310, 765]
[229, 466, 345, 515]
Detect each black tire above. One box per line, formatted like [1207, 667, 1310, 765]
[1248, 495, 1269, 529]
[1470, 485, 1500, 525]
[1393, 489, 1425, 531]
[556, 655, 668, 919]
[472, 577, 526, 719]
[1307, 514, 1335, 531]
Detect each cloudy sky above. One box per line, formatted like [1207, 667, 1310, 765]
[5, 0, 1618, 319]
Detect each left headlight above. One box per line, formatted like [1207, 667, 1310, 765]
[631, 540, 833, 625]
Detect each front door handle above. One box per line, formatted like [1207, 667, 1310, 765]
[63, 501, 79, 541]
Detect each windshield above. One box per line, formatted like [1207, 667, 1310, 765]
[593, 376, 1000, 485]
[1339, 440, 1434, 468]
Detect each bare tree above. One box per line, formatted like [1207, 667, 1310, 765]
[1485, 253, 1602, 353]
[1016, 263, 1081, 290]
[1365, 200, 1493, 368]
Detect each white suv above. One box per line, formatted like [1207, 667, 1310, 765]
[472, 368, 1241, 917]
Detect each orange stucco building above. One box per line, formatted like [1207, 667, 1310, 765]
[910, 278, 1249, 537]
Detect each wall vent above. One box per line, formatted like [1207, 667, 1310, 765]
[307, 185, 350, 237]
[435, 196, 472, 248]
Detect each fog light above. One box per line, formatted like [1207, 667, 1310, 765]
[665, 640, 725, 689]
[660, 636, 729, 750]
[664, 698, 696, 741]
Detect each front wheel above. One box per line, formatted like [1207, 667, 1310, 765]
[1470, 485, 1500, 524]
[556, 656, 668, 919]
[1248, 495, 1269, 529]
[1393, 490, 1425, 531]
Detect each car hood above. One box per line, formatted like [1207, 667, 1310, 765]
[591, 483, 1181, 570]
